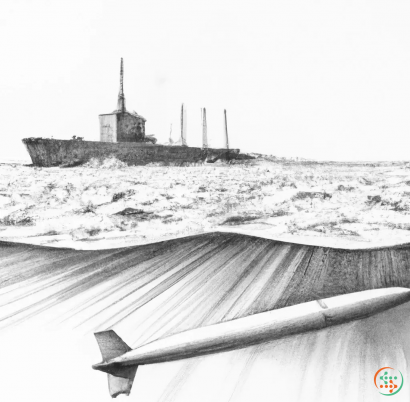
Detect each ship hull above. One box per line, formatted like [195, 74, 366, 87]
[22, 138, 240, 167]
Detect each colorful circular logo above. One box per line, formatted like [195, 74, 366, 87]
[374, 367, 404, 396]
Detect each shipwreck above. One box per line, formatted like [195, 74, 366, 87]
[23, 58, 240, 167]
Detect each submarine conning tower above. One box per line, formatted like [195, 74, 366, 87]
[99, 58, 147, 143]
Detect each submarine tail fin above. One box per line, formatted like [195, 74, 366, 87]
[94, 330, 137, 398]
[94, 330, 132, 361]
[108, 366, 138, 398]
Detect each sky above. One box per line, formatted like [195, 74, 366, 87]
[1, 0, 410, 161]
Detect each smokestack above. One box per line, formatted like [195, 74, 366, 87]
[202, 108, 208, 149]
[181, 103, 187, 146]
[224, 109, 229, 149]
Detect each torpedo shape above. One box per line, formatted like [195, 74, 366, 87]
[92, 287, 410, 398]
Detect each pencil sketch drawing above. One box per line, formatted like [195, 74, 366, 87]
[1, 2, 410, 401]
[23, 59, 240, 168]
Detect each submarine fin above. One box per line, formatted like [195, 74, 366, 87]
[94, 330, 132, 362]
[108, 366, 138, 398]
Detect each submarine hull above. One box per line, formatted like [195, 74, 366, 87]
[22, 138, 240, 167]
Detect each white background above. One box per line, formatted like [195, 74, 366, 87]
[1, 0, 410, 161]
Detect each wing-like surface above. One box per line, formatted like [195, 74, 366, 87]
[108, 367, 138, 398]
[95, 330, 131, 362]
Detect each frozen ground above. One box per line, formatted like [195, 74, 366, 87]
[1, 156, 410, 249]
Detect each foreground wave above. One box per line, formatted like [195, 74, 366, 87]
[1, 231, 410, 332]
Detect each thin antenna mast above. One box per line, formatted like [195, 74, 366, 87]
[181, 104, 183, 144]
[117, 58, 126, 112]
[224, 109, 229, 149]
[202, 107, 208, 149]
[181, 103, 187, 146]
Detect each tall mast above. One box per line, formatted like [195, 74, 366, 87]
[224, 109, 229, 149]
[181, 103, 187, 146]
[117, 58, 126, 112]
[181, 104, 183, 144]
[202, 107, 208, 149]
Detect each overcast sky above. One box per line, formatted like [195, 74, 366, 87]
[1, 0, 410, 161]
